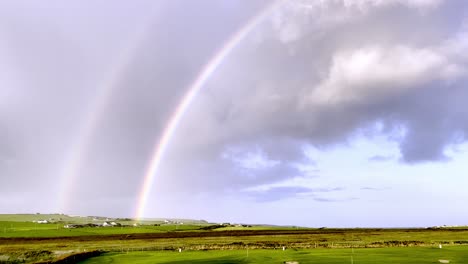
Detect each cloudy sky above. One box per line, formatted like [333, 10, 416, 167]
[1, 0, 468, 227]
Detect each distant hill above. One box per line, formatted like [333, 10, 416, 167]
[0, 214, 211, 225]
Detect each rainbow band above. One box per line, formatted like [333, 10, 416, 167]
[58, 10, 159, 213]
[135, 1, 282, 220]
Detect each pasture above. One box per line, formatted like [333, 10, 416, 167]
[2, 214, 468, 263]
[0, 221, 204, 238]
[80, 247, 468, 264]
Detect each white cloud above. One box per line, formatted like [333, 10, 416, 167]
[308, 42, 467, 105]
[342, 0, 443, 10]
[271, 0, 444, 44]
[444, 27, 468, 61]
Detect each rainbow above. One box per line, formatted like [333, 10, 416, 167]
[134, 1, 282, 220]
[57, 11, 158, 213]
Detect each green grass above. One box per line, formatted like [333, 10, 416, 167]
[3, 214, 468, 263]
[0, 214, 210, 225]
[0, 214, 68, 222]
[0, 214, 107, 223]
[0, 215, 305, 238]
[0, 221, 205, 237]
[80, 247, 468, 264]
[0, 214, 219, 238]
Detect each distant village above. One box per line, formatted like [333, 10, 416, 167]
[31, 215, 252, 229]
[31, 216, 169, 228]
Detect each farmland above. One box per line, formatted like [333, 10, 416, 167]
[1, 214, 468, 263]
[81, 247, 468, 264]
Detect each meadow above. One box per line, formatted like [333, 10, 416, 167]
[1, 214, 468, 263]
[80, 247, 468, 264]
[0, 221, 203, 238]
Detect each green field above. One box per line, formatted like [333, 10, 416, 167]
[80, 247, 468, 264]
[0, 214, 214, 238]
[2, 214, 468, 263]
[0, 221, 205, 238]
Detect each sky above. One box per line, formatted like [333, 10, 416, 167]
[1, 0, 468, 227]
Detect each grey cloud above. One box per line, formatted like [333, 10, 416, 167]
[156, 153, 305, 195]
[176, 0, 468, 157]
[2, 0, 468, 216]
[154, 0, 468, 199]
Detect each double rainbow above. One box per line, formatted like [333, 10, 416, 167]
[57, 1, 282, 218]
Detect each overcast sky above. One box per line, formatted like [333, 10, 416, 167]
[1, 0, 468, 227]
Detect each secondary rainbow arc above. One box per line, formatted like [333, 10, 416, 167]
[57, 11, 159, 213]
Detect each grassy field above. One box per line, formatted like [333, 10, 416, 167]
[0, 221, 206, 238]
[0, 213, 214, 238]
[80, 247, 468, 264]
[1, 214, 468, 263]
